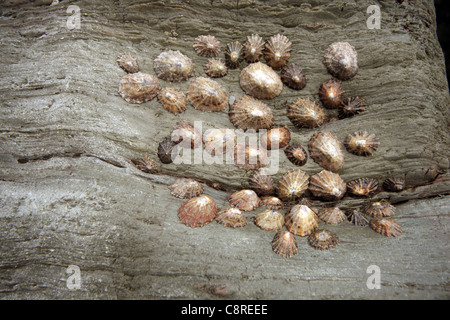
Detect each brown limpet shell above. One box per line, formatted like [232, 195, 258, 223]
[118, 72, 161, 104]
[177, 195, 218, 228]
[281, 63, 306, 90]
[157, 88, 187, 115]
[248, 169, 275, 196]
[346, 208, 370, 226]
[323, 42, 358, 81]
[234, 143, 269, 171]
[229, 95, 274, 131]
[344, 131, 380, 156]
[228, 189, 261, 211]
[365, 200, 396, 218]
[284, 143, 308, 167]
[204, 58, 228, 78]
[285, 204, 318, 237]
[318, 78, 344, 109]
[187, 77, 228, 112]
[131, 156, 158, 174]
[309, 170, 346, 201]
[117, 53, 139, 73]
[264, 34, 292, 70]
[317, 207, 347, 225]
[153, 50, 194, 82]
[347, 178, 379, 197]
[158, 137, 178, 164]
[308, 131, 345, 172]
[193, 35, 222, 57]
[277, 169, 309, 202]
[260, 196, 284, 210]
[225, 41, 244, 69]
[260, 127, 291, 150]
[254, 209, 285, 231]
[239, 62, 283, 100]
[169, 178, 204, 199]
[369, 217, 402, 237]
[171, 120, 202, 149]
[338, 96, 366, 119]
[243, 34, 265, 63]
[215, 207, 247, 228]
[272, 230, 298, 258]
[383, 177, 405, 192]
[203, 128, 236, 156]
[287, 98, 326, 129]
[307, 229, 339, 250]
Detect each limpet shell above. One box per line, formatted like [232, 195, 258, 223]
[285, 204, 318, 237]
[365, 200, 395, 218]
[323, 42, 358, 81]
[308, 131, 345, 172]
[318, 78, 344, 109]
[234, 143, 269, 170]
[254, 209, 285, 231]
[281, 63, 306, 90]
[307, 229, 339, 250]
[157, 88, 187, 115]
[169, 178, 204, 199]
[260, 127, 291, 150]
[243, 34, 265, 63]
[203, 128, 236, 156]
[118, 72, 161, 104]
[187, 77, 228, 112]
[177, 195, 218, 228]
[225, 41, 244, 69]
[383, 177, 405, 192]
[215, 207, 247, 228]
[309, 170, 346, 201]
[239, 62, 283, 100]
[229, 95, 274, 131]
[153, 50, 194, 82]
[287, 98, 326, 129]
[347, 178, 379, 197]
[157, 137, 179, 164]
[277, 169, 309, 202]
[284, 143, 308, 167]
[204, 58, 228, 78]
[171, 120, 202, 149]
[228, 189, 261, 211]
[264, 34, 292, 70]
[344, 131, 380, 156]
[131, 156, 158, 174]
[117, 53, 139, 73]
[272, 230, 298, 258]
[193, 35, 221, 57]
[260, 196, 284, 210]
[369, 217, 402, 237]
[346, 208, 370, 226]
[338, 96, 366, 119]
[317, 207, 347, 225]
[249, 169, 275, 196]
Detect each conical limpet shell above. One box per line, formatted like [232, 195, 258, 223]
[284, 143, 308, 167]
[234, 143, 269, 171]
[243, 34, 265, 63]
[239, 62, 283, 100]
[369, 217, 402, 237]
[272, 230, 298, 258]
[281, 63, 306, 90]
[277, 169, 309, 202]
[260, 196, 284, 210]
[307, 229, 339, 250]
[157, 88, 187, 115]
[308, 131, 345, 172]
[338, 96, 366, 119]
[383, 177, 405, 192]
[309, 170, 346, 201]
[346, 208, 370, 226]
[193, 35, 221, 57]
[225, 41, 244, 69]
[187, 77, 228, 112]
[264, 34, 292, 70]
[169, 178, 204, 199]
[317, 207, 347, 225]
[254, 209, 285, 231]
[318, 78, 344, 109]
[249, 169, 275, 196]
[287, 98, 325, 129]
[364, 200, 395, 218]
[118, 72, 161, 104]
[260, 127, 291, 150]
[344, 131, 380, 156]
[203, 128, 236, 156]
[204, 58, 228, 78]
[347, 178, 379, 197]
[158, 137, 179, 164]
[324, 41, 358, 81]
[228, 189, 260, 211]
[215, 207, 247, 228]
[285, 204, 318, 237]
[171, 120, 202, 149]
[229, 95, 274, 131]
[117, 53, 139, 73]
[177, 195, 218, 228]
[131, 156, 158, 174]
[153, 50, 194, 82]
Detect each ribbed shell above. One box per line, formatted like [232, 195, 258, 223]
[364, 200, 395, 218]
[234, 143, 268, 170]
[187, 77, 228, 112]
[318, 79, 344, 109]
[153, 50, 194, 82]
[157, 88, 187, 115]
[239, 62, 283, 100]
[307, 229, 339, 250]
[204, 58, 228, 78]
[225, 41, 244, 69]
[347, 178, 379, 196]
[254, 209, 285, 231]
[243, 34, 265, 63]
[323, 42, 358, 81]
[228, 189, 261, 211]
[169, 178, 204, 199]
[117, 53, 139, 73]
[383, 177, 405, 192]
[280, 63, 307, 90]
[369, 218, 402, 237]
[317, 207, 347, 225]
[118, 72, 161, 104]
[260, 196, 284, 210]
[287, 98, 326, 129]
[272, 230, 298, 258]
[158, 137, 178, 164]
[193, 35, 221, 57]
[264, 34, 292, 70]
[344, 131, 380, 156]
[249, 170, 275, 196]
[229, 95, 274, 131]
[171, 120, 202, 149]
[277, 169, 309, 202]
[285, 204, 318, 237]
[215, 207, 247, 228]
[131, 156, 158, 174]
[203, 128, 236, 156]
[284, 143, 308, 166]
[308, 131, 345, 172]
[177, 195, 218, 228]
[260, 127, 291, 150]
[338, 96, 366, 119]
[346, 208, 370, 226]
[309, 170, 346, 201]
